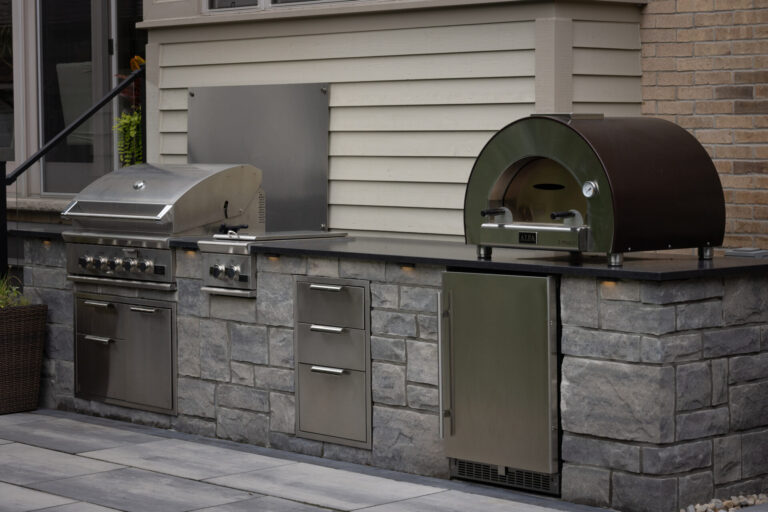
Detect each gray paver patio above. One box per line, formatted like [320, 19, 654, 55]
[0, 443, 121, 485]
[82, 438, 293, 480]
[0, 416, 159, 453]
[0, 482, 74, 512]
[29, 467, 255, 512]
[194, 496, 333, 512]
[206, 462, 443, 511]
[0, 410, 603, 512]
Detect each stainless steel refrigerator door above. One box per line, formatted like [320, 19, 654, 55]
[441, 272, 557, 474]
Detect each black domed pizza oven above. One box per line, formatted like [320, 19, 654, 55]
[464, 114, 726, 265]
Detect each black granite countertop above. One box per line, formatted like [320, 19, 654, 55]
[240, 236, 768, 281]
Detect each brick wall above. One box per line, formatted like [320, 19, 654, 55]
[641, 0, 768, 250]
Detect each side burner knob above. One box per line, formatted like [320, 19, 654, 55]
[137, 259, 154, 273]
[210, 264, 225, 279]
[224, 265, 241, 280]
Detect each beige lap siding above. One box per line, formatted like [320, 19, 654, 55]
[149, 3, 642, 238]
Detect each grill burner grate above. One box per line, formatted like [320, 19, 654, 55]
[451, 458, 559, 495]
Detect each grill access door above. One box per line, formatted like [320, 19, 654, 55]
[441, 272, 558, 494]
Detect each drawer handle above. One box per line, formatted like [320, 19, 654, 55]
[84, 335, 112, 345]
[310, 365, 345, 375]
[310, 324, 344, 334]
[309, 284, 342, 292]
[130, 306, 158, 314]
[83, 300, 112, 308]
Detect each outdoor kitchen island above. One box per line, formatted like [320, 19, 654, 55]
[20, 230, 768, 512]
[185, 236, 768, 512]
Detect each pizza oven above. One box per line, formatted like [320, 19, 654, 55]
[464, 114, 726, 265]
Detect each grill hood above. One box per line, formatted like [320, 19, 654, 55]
[62, 163, 265, 236]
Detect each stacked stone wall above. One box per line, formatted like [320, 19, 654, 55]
[560, 275, 768, 512]
[173, 251, 448, 477]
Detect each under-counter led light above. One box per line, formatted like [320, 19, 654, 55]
[41, 240, 52, 247]
[399, 263, 415, 271]
[267, 255, 280, 262]
[185, 250, 197, 256]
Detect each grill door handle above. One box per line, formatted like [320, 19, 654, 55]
[130, 306, 158, 313]
[84, 335, 112, 345]
[310, 365, 345, 375]
[309, 284, 342, 292]
[310, 324, 344, 334]
[83, 300, 112, 308]
[439, 289, 454, 439]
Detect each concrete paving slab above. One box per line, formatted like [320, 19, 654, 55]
[361, 489, 571, 512]
[0, 439, 11, 445]
[206, 462, 444, 511]
[82, 438, 294, 480]
[39, 503, 122, 512]
[30, 467, 255, 512]
[0, 481, 75, 512]
[193, 496, 333, 512]
[0, 417, 160, 454]
[0, 413, 45, 427]
[0, 443, 122, 485]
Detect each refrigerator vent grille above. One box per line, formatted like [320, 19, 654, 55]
[451, 458, 559, 495]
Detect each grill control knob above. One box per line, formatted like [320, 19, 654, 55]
[582, 181, 599, 198]
[94, 256, 109, 270]
[137, 259, 154, 273]
[108, 257, 123, 272]
[122, 258, 137, 272]
[77, 255, 94, 269]
[224, 265, 241, 280]
[210, 264, 225, 279]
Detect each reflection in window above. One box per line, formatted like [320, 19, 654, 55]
[0, 0, 12, 162]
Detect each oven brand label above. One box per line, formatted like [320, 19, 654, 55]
[519, 232, 537, 244]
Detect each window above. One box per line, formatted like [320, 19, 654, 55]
[38, 0, 145, 194]
[0, 0, 12, 162]
[207, 0, 365, 10]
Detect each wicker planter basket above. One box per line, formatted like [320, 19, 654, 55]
[0, 304, 48, 414]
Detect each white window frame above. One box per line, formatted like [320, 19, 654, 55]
[203, 0, 364, 14]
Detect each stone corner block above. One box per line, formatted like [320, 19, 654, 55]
[612, 472, 678, 512]
[561, 464, 610, 508]
[641, 278, 723, 305]
[600, 301, 676, 336]
[561, 358, 675, 443]
[561, 277, 598, 328]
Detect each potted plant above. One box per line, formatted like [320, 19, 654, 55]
[0, 274, 47, 414]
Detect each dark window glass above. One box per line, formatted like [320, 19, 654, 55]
[209, 0, 260, 8]
[40, 0, 145, 194]
[0, 0, 12, 162]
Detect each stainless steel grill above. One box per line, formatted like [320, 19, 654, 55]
[62, 163, 264, 414]
[62, 163, 265, 288]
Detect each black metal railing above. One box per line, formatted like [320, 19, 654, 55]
[1, 65, 146, 276]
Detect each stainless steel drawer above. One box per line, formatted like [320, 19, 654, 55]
[76, 298, 119, 336]
[296, 281, 365, 329]
[296, 323, 366, 371]
[298, 363, 367, 443]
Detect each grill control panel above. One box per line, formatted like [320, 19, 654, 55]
[66, 243, 173, 283]
[202, 253, 254, 292]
